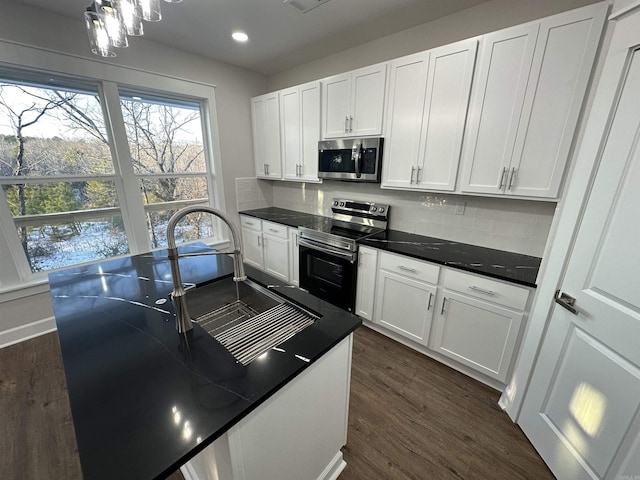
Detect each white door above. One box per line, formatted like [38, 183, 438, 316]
[263, 234, 290, 283]
[322, 73, 351, 138]
[299, 81, 321, 182]
[381, 51, 430, 189]
[417, 39, 477, 191]
[519, 23, 640, 480]
[263, 92, 282, 178]
[355, 246, 378, 321]
[460, 23, 539, 195]
[241, 227, 264, 270]
[289, 229, 299, 287]
[280, 86, 301, 181]
[350, 63, 387, 137]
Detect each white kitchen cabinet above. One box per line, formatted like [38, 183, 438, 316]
[280, 81, 322, 183]
[289, 229, 300, 287]
[373, 251, 439, 345]
[251, 92, 282, 179]
[355, 246, 378, 321]
[322, 63, 387, 138]
[429, 269, 528, 383]
[240, 216, 293, 284]
[460, 3, 607, 198]
[382, 39, 477, 191]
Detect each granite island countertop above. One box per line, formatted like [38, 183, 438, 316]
[239, 207, 541, 288]
[49, 243, 360, 480]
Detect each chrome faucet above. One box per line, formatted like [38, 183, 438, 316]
[166, 206, 247, 333]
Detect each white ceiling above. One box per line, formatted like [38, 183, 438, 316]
[21, 0, 492, 75]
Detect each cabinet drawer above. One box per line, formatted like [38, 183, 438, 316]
[378, 251, 439, 284]
[262, 220, 289, 239]
[240, 216, 262, 232]
[442, 268, 529, 310]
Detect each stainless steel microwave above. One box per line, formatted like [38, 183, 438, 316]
[318, 137, 383, 182]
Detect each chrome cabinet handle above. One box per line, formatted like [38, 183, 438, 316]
[398, 265, 417, 273]
[245, 221, 254, 226]
[349, 115, 353, 133]
[469, 285, 497, 296]
[295, 234, 298, 247]
[345, 116, 349, 133]
[416, 166, 423, 183]
[498, 167, 508, 190]
[441, 297, 447, 315]
[265, 163, 269, 175]
[257, 236, 261, 247]
[268, 228, 279, 233]
[410, 166, 416, 184]
[508, 167, 517, 190]
[427, 292, 433, 310]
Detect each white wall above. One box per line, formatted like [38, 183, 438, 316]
[0, 0, 266, 336]
[267, 0, 601, 90]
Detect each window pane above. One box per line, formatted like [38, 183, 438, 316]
[140, 177, 207, 205]
[18, 215, 128, 273]
[120, 94, 206, 174]
[2, 180, 119, 216]
[0, 82, 113, 176]
[145, 207, 214, 249]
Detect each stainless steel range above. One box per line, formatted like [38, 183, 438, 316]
[298, 199, 390, 312]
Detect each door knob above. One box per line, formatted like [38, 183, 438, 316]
[555, 290, 578, 315]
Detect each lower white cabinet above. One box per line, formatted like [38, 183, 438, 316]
[430, 290, 524, 383]
[240, 216, 298, 285]
[357, 247, 531, 386]
[372, 251, 439, 345]
[289, 229, 300, 287]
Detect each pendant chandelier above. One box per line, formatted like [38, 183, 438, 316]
[84, 0, 181, 57]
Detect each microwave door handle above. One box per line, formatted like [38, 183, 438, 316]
[353, 143, 362, 178]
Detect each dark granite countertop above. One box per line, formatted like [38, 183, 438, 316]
[49, 244, 360, 480]
[239, 207, 328, 228]
[239, 208, 541, 288]
[360, 230, 541, 288]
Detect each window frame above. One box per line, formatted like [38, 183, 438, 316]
[0, 43, 227, 293]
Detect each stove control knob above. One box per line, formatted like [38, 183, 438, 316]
[378, 207, 385, 214]
[371, 206, 377, 212]
[339, 201, 345, 207]
[333, 200, 339, 206]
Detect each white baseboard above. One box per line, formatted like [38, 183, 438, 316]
[317, 451, 347, 480]
[0, 317, 57, 349]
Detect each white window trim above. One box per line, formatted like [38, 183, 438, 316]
[0, 39, 227, 296]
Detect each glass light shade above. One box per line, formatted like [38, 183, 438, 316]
[139, 0, 162, 21]
[117, 0, 144, 36]
[164, 0, 183, 3]
[99, 0, 129, 48]
[85, 10, 117, 57]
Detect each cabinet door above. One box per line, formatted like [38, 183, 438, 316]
[289, 229, 299, 287]
[355, 246, 378, 320]
[263, 234, 290, 283]
[373, 269, 436, 345]
[350, 63, 387, 137]
[322, 73, 351, 138]
[252, 92, 282, 179]
[431, 290, 524, 382]
[280, 86, 301, 181]
[417, 39, 477, 191]
[460, 24, 539, 194]
[299, 81, 321, 182]
[381, 52, 430, 189]
[507, 5, 606, 198]
[242, 227, 264, 270]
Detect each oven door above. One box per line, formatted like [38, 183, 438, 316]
[298, 238, 357, 312]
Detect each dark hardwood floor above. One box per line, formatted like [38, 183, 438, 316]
[0, 327, 552, 480]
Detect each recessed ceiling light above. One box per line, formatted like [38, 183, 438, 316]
[232, 31, 249, 43]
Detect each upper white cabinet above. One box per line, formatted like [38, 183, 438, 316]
[251, 92, 282, 179]
[382, 39, 477, 191]
[322, 63, 387, 138]
[280, 81, 322, 183]
[460, 3, 607, 198]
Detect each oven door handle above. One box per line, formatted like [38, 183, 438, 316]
[298, 237, 356, 262]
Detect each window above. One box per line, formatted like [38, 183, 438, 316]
[0, 72, 219, 278]
[119, 92, 213, 248]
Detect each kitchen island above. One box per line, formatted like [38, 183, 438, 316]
[49, 243, 360, 480]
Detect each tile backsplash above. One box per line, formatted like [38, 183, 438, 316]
[238, 180, 556, 257]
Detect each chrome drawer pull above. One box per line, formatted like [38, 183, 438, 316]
[269, 228, 279, 233]
[398, 265, 417, 273]
[498, 167, 508, 189]
[469, 285, 497, 296]
[427, 292, 433, 310]
[441, 297, 447, 315]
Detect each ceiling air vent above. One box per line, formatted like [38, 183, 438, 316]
[283, 0, 332, 14]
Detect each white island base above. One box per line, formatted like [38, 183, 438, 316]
[181, 334, 353, 480]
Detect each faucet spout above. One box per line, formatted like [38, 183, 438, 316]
[166, 206, 247, 333]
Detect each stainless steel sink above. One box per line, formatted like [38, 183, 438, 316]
[185, 278, 317, 365]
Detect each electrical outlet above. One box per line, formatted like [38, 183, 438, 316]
[455, 202, 466, 215]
